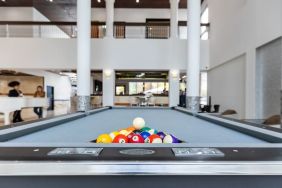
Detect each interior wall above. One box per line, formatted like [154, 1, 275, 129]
[15, 70, 72, 101]
[208, 55, 246, 119]
[208, 0, 282, 118]
[0, 38, 209, 71]
[0, 76, 44, 96]
[256, 37, 282, 119]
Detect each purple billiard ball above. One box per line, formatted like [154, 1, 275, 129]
[157, 132, 167, 140]
[163, 134, 180, 143]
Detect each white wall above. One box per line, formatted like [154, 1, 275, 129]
[0, 7, 34, 21]
[15, 69, 72, 101]
[208, 55, 246, 118]
[0, 38, 209, 71]
[208, 0, 282, 118]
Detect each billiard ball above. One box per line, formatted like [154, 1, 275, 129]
[126, 126, 136, 133]
[96, 134, 112, 144]
[141, 127, 151, 132]
[129, 134, 144, 143]
[163, 134, 179, 143]
[140, 131, 151, 141]
[127, 132, 135, 139]
[119, 130, 130, 136]
[147, 134, 162, 144]
[133, 117, 146, 130]
[109, 132, 120, 140]
[148, 129, 158, 135]
[113, 134, 128, 144]
[157, 132, 167, 140]
[133, 130, 142, 134]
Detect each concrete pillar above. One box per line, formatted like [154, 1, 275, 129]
[76, 0, 91, 111]
[169, 0, 180, 39]
[105, 0, 115, 38]
[186, 0, 201, 112]
[103, 69, 115, 106]
[169, 70, 180, 107]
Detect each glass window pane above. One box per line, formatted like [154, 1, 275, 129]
[201, 8, 209, 24]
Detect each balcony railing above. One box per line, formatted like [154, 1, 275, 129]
[0, 21, 209, 39]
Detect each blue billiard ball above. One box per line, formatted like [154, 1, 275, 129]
[140, 131, 151, 141]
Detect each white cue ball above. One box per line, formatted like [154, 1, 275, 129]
[133, 117, 146, 130]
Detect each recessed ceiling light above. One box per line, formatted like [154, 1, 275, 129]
[136, 0, 140, 3]
[1, 0, 6, 2]
[97, 0, 101, 3]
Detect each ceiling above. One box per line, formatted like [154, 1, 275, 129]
[0, 0, 191, 9]
[0, 0, 203, 24]
[0, 70, 34, 76]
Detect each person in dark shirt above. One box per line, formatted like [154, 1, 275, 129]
[33, 86, 45, 118]
[8, 81, 23, 123]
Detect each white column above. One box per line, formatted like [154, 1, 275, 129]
[77, 0, 91, 111]
[186, 0, 201, 112]
[170, 0, 179, 39]
[103, 69, 115, 106]
[169, 70, 180, 107]
[105, 0, 115, 38]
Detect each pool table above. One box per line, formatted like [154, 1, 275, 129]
[0, 107, 282, 188]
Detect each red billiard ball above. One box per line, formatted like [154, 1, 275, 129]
[127, 132, 135, 139]
[148, 134, 162, 144]
[129, 134, 144, 143]
[113, 134, 128, 144]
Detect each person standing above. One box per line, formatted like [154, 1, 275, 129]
[33, 86, 45, 118]
[8, 81, 23, 123]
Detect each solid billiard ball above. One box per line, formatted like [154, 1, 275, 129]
[109, 132, 120, 140]
[147, 134, 162, 144]
[133, 130, 142, 134]
[163, 134, 179, 143]
[133, 117, 146, 130]
[126, 126, 136, 133]
[129, 134, 144, 143]
[157, 132, 167, 140]
[96, 134, 112, 144]
[148, 129, 158, 135]
[140, 131, 151, 141]
[113, 134, 129, 144]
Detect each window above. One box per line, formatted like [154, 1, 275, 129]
[201, 7, 209, 40]
[129, 82, 169, 95]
